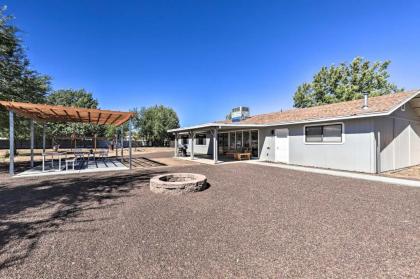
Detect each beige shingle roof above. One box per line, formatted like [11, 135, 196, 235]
[222, 91, 419, 125]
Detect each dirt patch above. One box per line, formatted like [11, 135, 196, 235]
[383, 165, 420, 181]
[0, 163, 419, 278]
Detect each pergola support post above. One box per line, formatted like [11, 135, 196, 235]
[121, 126, 124, 161]
[213, 128, 218, 164]
[128, 120, 132, 170]
[42, 123, 46, 153]
[9, 111, 14, 176]
[174, 133, 178, 157]
[115, 134, 118, 158]
[30, 119, 35, 168]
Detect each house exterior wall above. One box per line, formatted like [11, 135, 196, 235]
[177, 132, 213, 155]
[259, 118, 376, 173]
[374, 104, 420, 172]
[174, 103, 420, 173]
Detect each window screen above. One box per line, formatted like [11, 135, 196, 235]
[323, 124, 342, 142]
[305, 126, 323, 142]
[195, 134, 206, 145]
[305, 124, 342, 143]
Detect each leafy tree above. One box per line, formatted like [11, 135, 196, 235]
[46, 89, 106, 145]
[0, 6, 50, 147]
[293, 57, 402, 108]
[135, 105, 180, 146]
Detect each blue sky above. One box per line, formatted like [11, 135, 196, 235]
[5, 0, 420, 126]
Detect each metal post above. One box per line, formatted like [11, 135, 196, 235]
[30, 119, 34, 168]
[129, 120, 132, 170]
[190, 131, 195, 160]
[174, 133, 178, 157]
[9, 111, 14, 176]
[213, 128, 218, 164]
[121, 126, 124, 161]
[115, 134, 118, 158]
[42, 123, 46, 153]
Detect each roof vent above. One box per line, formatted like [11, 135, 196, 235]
[362, 92, 369, 110]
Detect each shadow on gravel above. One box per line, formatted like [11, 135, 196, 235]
[0, 170, 166, 270]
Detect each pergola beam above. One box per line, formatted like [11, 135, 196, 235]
[76, 111, 83, 122]
[0, 100, 134, 127]
[110, 114, 122, 125]
[96, 113, 102, 125]
[102, 114, 112, 125]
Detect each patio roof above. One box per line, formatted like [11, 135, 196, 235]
[168, 122, 264, 133]
[0, 101, 134, 126]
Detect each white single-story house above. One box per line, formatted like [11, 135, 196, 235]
[169, 90, 420, 173]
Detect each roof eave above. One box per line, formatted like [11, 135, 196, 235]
[169, 90, 420, 132]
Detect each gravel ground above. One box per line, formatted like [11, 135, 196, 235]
[0, 162, 419, 278]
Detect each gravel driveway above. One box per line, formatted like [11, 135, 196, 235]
[0, 163, 419, 278]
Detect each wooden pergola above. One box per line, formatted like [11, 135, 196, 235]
[0, 101, 135, 175]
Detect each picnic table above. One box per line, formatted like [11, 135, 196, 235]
[41, 149, 108, 172]
[42, 151, 68, 172]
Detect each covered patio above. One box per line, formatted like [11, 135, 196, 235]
[169, 123, 262, 164]
[0, 101, 134, 177]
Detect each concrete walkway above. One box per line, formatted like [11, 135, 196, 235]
[245, 160, 420, 188]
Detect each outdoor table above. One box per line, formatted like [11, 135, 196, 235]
[42, 151, 68, 172]
[73, 149, 103, 164]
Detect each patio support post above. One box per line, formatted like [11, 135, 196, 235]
[128, 120, 132, 170]
[213, 128, 218, 164]
[42, 123, 46, 153]
[190, 131, 195, 160]
[174, 133, 178, 157]
[9, 111, 14, 176]
[30, 119, 34, 168]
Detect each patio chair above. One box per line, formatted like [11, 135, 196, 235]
[65, 157, 77, 171]
[73, 149, 86, 169]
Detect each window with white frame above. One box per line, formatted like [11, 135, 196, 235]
[305, 124, 343, 143]
[195, 134, 206, 145]
[181, 136, 188, 145]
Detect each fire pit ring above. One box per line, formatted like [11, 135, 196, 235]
[150, 173, 207, 194]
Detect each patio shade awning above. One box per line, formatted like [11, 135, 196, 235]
[0, 101, 134, 126]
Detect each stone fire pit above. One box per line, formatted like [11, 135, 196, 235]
[150, 173, 207, 194]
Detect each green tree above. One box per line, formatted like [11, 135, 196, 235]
[46, 89, 105, 144]
[136, 105, 180, 146]
[293, 57, 402, 108]
[0, 6, 50, 147]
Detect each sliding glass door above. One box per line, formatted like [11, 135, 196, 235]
[218, 130, 259, 158]
[218, 133, 229, 154]
[251, 130, 258, 157]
